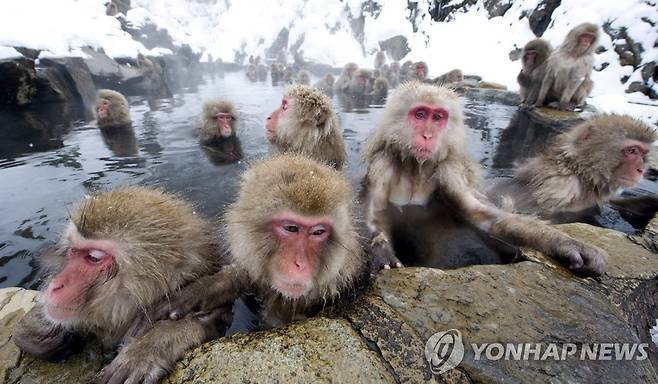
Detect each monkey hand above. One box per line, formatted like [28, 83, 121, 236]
[369, 232, 403, 271]
[551, 239, 608, 277]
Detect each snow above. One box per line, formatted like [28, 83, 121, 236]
[0, 46, 22, 60]
[0, 0, 655, 123]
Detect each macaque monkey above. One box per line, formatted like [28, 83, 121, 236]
[313, 73, 335, 97]
[433, 69, 464, 85]
[487, 114, 657, 220]
[334, 62, 358, 93]
[296, 69, 311, 85]
[388, 61, 401, 88]
[400, 60, 414, 83]
[13, 187, 228, 384]
[370, 77, 389, 104]
[257, 64, 268, 81]
[265, 84, 346, 169]
[374, 51, 386, 69]
[153, 154, 369, 329]
[271, 63, 283, 83]
[95, 89, 131, 128]
[245, 64, 257, 82]
[517, 39, 552, 106]
[348, 69, 373, 95]
[363, 82, 608, 276]
[535, 22, 599, 110]
[411, 61, 428, 81]
[198, 100, 238, 144]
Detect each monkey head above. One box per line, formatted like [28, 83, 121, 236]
[367, 81, 465, 163]
[95, 89, 131, 128]
[40, 187, 215, 339]
[343, 62, 358, 78]
[325, 73, 335, 87]
[414, 61, 428, 79]
[563, 22, 599, 57]
[226, 154, 363, 301]
[522, 39, 552, 70]
[265, 85, 334, 144]
[203, 101, 238, 138]
[556, 114, 656, 189]
[390, 61, 400, 72]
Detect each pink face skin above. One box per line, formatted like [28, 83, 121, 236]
[265, 96, 292, 142]
[616, 139, 650, 188]
[578, 33, 594, 50]
[524, 51, 536, 66]
[270, 211, 332, 299]
[96, 99, 111, 120]
[43, 232, 116, 321]
[407, 104, 449, 160]
[415, 65, 426, 79]
[215, 112, 234, 137]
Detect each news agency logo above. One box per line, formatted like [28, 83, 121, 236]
[424, 329, 465, 374]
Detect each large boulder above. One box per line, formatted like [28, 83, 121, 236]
[0, 58, 37, 106]
[38, 57, 97, 118]
[378, 35, 411, 62]
[2, 221, 657, 383]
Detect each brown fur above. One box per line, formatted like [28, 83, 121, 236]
[271, 84, 346, 169]
[363, 81, 607, 276]
[374, 51, 386, 69]
[95, 89, 131, 128]
[14, 187, 225, 382]
[536, 22, 599, 109]
[313, 74, 335, 96]
[348, 69, 373, 94]
[370, 77, 389, 104]
[296, 70, 311, 85]
[411, 61, 428, 81]
[517, 39, 552, 105]
[197, 100, 238, 144]
[334, 62, 358, 93]
[488, 114, 657, 216]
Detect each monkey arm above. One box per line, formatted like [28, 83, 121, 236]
[456, 193, 607, 276]
[99, 312, 229, 384]
[13, 304, 83, 362]
[534, 68, 554, 107]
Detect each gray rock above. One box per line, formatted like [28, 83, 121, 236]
[0, 58, 37, 106]
[379, 35, 411, 61]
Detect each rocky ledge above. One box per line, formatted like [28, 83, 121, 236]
[1, 220, 657, 383]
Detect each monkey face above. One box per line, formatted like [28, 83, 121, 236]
[415, 64, 426, 79]
[265, 96, 292, 142]
[214, 112, 234, 137]
[407, 104, 449, 160]
[615, 140, 650, 187]
[578, 33, 594, 50]
[43, 229, 116, 323]
[269, 211, 332, 299]
[524, 51, 537, 66]
[96, 99, 111, 120]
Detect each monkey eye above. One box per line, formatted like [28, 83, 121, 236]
[310, 226, 327, 236]
[281, 100, 288, 110]
[85, 249, 108, 263]
[283, 224, 299, 233]
[415, 110, 426, 119]
[624, 146, 640, 155]
[432, 113, 443, 121]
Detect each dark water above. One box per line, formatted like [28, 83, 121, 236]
[1, 72, 655, 289]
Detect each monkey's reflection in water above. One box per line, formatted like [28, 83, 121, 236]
[100, 125, 138, 157]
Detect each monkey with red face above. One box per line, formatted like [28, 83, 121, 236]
[13, 187, 229, 384]
[95, 89, 131, 129]
[266, 84, 346, 169]
[487, 114, 657, 221]
[198, 100, 239, 144]
[363, 81, 608, 276]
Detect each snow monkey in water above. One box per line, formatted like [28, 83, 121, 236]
[13, 187, 230, 384]
[95, 89, 131, 128]
[265, 84, 346, 169]
[362, 81, 608, 276]
[487, 114, 657, 221]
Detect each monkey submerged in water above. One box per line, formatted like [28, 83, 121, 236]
[487, 114, 657, 221]
[95, 89, 131, 128]
[363, 81, 608, 276]
[13, 187, 229, 384]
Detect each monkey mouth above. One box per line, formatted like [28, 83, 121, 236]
[44, 304, 79, 322]
[411, 147, 433, 159]
[274, 280, 310, 299]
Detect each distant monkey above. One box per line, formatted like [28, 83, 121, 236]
[370, 77, 389, 104]
[334, 62, 358, 93]
[95, 89, 131, 128]
[265, 85, 346, 169]
[13, 187, 228, 383]
[313, 73, 335, 97]
[198, 100, 238, 144]
[374, 51, 386, 69]
[535, 22, 599, 110]
[517, 39, 552, 106]
[296, 69, 311, 85]
[388, 61, 401, 87]
[411, 61, 428, 81]
[487, 114, 657, 220]
[363, 82, 608, 276]
[348, 69, 373, 96]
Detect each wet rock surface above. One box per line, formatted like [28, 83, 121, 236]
[2, 220, 657, 383]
